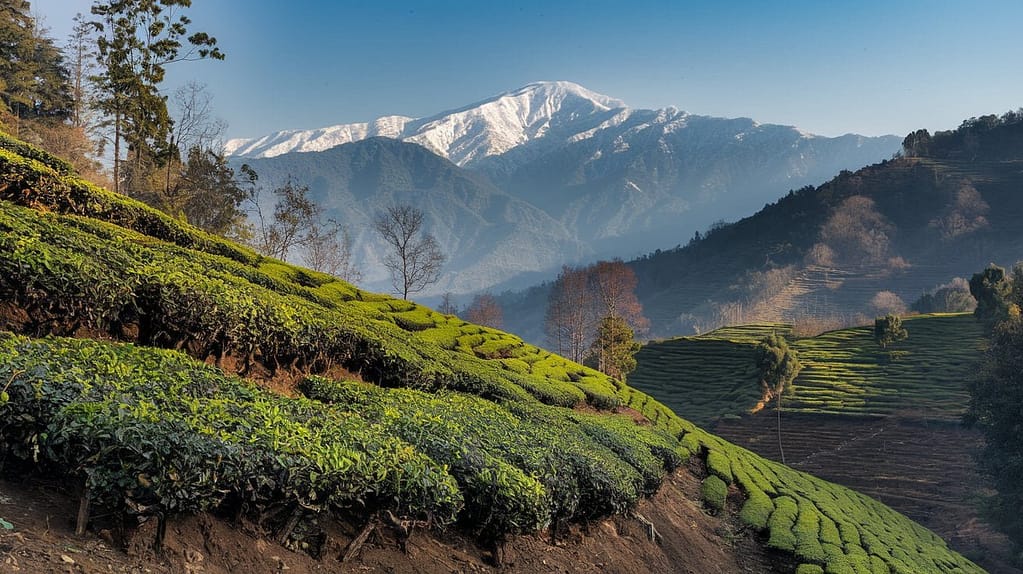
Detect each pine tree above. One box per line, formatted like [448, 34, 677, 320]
[0, 0, 72, 130]
[90, 0, 224, 195]
[586, 316, 640, 381]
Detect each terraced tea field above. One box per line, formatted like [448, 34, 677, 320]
[630, 314, 984, 426]
[714, 414, 1016, 572]
[630, 314, 1018, 572]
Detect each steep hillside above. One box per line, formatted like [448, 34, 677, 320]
[629, 315, 1016, 572]
[238, 137, 585, 294]
[0, 134, 982, 573]
[228, 82, 899, 296]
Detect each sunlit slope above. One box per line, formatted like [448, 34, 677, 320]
[630, 316, 984, 425]
[0, 134, 982, 573]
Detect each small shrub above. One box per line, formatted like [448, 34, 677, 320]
[701, 475, 727, 511]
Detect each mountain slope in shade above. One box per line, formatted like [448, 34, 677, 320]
[478, 110, 900, 247]
[238, 137, 585, 295]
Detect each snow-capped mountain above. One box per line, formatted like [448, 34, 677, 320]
[227, 81, 902, 297]
[225, 81, 626, 165]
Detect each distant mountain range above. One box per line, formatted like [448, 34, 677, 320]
[227, 81, 901, 297]
[498, 112, 1023, 343]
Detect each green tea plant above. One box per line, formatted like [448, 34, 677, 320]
[0, 133, 986, 573]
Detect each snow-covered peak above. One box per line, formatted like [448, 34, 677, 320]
[223, 81, 629, 164]
[506, 80, 626, 111]
[399, 80, 628, 165]
[224, 115, 412, 158]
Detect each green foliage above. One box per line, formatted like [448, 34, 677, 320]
[701, 475, 727, 511]
[796, 565, 825, 574]
[911, 279, 975, 314]
[966, 314, 1023, 550]
[690, 429, 980, 573]
[969, 264, 1012, 324]
[90, 0, 224, 195]
[873, 315, 908, 350]
[767, 495, 799, 551]
[0, 133, 73, 174]
[586, 315, 641, 381]
[0, 335, 462, 522]
[632, 315, 984, 422]
[706, 450, 733, 483]
[0, 2, 72, 122]
[0, 135, 986, 572]
[298, 375, 678, 535]
[755, 333, 802, 401]
[739, 483, 774, 529]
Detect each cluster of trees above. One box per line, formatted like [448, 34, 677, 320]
[964, 263, 1023, 559]
[911, 277, 975, 314]
[436, 292, 503, 330]
[1, 1, 442, 292]
[544, 260, 648, 380]
[0, 1, 101, 180]
[902, 109, 1023, 160]
[808, 195, 896, 268]
[248, 176, 361, 283]
[0, 0, 242, 230]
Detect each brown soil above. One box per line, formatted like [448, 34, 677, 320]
[714, 412, 1020, 574]
[0, 471, 785, 574]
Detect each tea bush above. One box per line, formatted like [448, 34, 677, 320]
[0, 134, 986, 572]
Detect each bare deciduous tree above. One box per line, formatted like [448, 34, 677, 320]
[870, 290, 907, 316]
[304, 219, 361, 283]
[544, 260, 648, 368]
[373, 205, 444, 300]
[164, 81, 226, 195]
[437, 292, 459, 315]
[545, 265, 598, 363]
[465, 293, 503, 329]
[589, 259, 649, 334]
[251, 178, 316, 261]
[819, 195, 894, 266]
[929, 181, 990, 240]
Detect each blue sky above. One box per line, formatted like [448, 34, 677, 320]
[31, 0, 1023, 140]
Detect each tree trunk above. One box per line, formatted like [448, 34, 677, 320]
[113, 106, 121, 195]
[75, 485, 91, 536]
[776, 393, 786, 464]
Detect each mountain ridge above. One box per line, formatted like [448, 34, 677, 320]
[237, 137, 587, 295]
[225, 81, 628, 164]
[224, 81, 896, 169]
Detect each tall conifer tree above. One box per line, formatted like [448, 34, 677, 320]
[90, 0, 223, 194]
